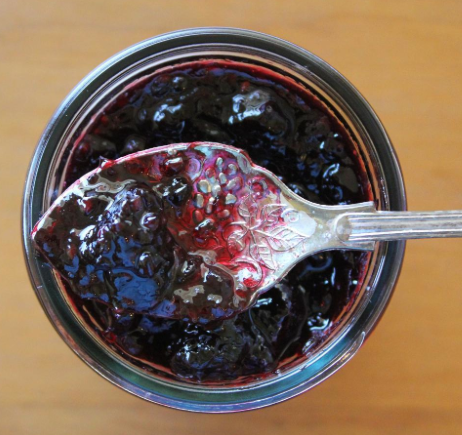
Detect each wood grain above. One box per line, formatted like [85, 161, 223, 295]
[1, 1, 461, 433]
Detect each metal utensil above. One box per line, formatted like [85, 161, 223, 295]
[32, 142, 462, 318]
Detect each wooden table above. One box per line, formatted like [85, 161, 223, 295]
[1, 1, 461, 433]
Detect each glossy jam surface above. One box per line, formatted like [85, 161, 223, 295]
[42, 60, 373, 383]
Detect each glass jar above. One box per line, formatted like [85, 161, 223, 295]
[22, 28, 406, 412]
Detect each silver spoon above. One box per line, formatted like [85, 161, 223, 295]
[32, 142, 462, 321]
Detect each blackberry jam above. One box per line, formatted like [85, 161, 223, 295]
[39, 59, 374, 384]
[35, 58, 377, 384]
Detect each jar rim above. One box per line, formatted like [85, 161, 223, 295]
[22, 27, 406, 413]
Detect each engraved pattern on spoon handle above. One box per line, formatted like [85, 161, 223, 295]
[335, 210, 462, 243]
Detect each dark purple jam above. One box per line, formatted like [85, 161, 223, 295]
[44, 59, 372, 384]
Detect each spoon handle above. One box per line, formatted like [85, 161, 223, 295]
[335, 210, 462, 243]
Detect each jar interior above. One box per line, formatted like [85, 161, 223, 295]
[37, 45, 389, 388]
